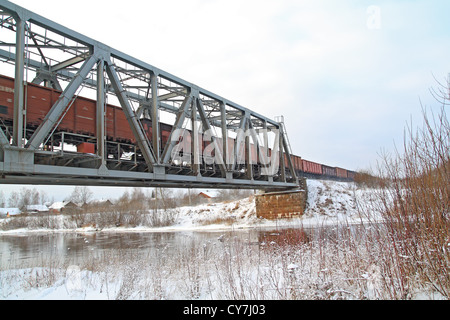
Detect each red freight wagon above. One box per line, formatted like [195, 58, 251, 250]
[294, 155, 303, 171]
[0, 74, 138, 144]
[0, 75, 22, 119]
[322, 165, 337, 177]
[302, 159, 322, 175]
[284, 154, 302, 171]
[347, 171, 356, 180]
[284, 154, 289, 169]
[336, 167, 348, 178]
[105, 103, 135, 143]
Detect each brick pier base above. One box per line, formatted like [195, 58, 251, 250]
[255, 188, 307, 220]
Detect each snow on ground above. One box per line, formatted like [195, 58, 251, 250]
[302, 179, 384, 225]
[0, 179, 382, 234]
[120, 179, 383, 233]
[306, 179, 357, 216]
[1, 180, 444, 300]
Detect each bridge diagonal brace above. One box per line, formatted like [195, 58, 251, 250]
[279, 125, 298, 182]
[278, 127, 286, 182]
[0, 128, 10, 147]
[50, 53, 90, 72]
[104, 59, 156, 170]
[196, 98, 227, 177]
[160, 94, 192, 164]
[26, 54, 99, 150]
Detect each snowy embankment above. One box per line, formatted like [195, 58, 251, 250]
[0, 179, 382, 234]
[156, 179, 383, 231]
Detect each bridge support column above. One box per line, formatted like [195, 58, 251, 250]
[13, 17, 25, 147]
[255, 181, 307, 220]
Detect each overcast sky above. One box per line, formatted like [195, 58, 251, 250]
[2, 0, 450, 201]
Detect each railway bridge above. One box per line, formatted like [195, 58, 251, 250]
[0, 0, 301, 193]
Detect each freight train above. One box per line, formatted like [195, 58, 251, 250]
[0, 74, 355, 181]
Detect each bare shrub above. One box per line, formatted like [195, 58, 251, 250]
[373, 104, 449, 298]
[146, 208, 179, 227]
[354, 170, 382, 188]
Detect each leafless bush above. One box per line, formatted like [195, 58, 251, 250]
[146, 208, 179, 228]
[0, 213, 74, 231]
[372, 103, 449, 298]
[354, 170, 383, 188]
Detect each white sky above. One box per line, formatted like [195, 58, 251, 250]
[1, 0, 450, 201]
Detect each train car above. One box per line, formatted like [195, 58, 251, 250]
[336, 167, 348, 179]
[347, 170, 356, 181]
[0, 74, 137, 144]
[301, 159, 322, 175]
[140, 119, 174, 151]
[292, 155, 302, 172]
[280, 154, 302, 172]
[283, 154, 290, 170]
[106, 104, 135, 144]
[322, 165, 337, 178]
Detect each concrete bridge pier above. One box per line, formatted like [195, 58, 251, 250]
[255, 178, 308, 220]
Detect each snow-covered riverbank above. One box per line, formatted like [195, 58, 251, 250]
[1, 223, 442, 300]
[1, 179, 446, 300]
[0, 179, 383, 234]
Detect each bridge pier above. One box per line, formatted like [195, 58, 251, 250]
[255, 178, 308, 220]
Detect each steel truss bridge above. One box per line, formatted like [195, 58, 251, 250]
[0, 0, 299, 190]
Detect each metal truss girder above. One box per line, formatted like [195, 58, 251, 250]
[0, 1, 281, 127]
[0, 0, 299, 190]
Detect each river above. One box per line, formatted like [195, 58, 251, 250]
[0, 223, 376, 300]
[0, 223, 368, 270]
